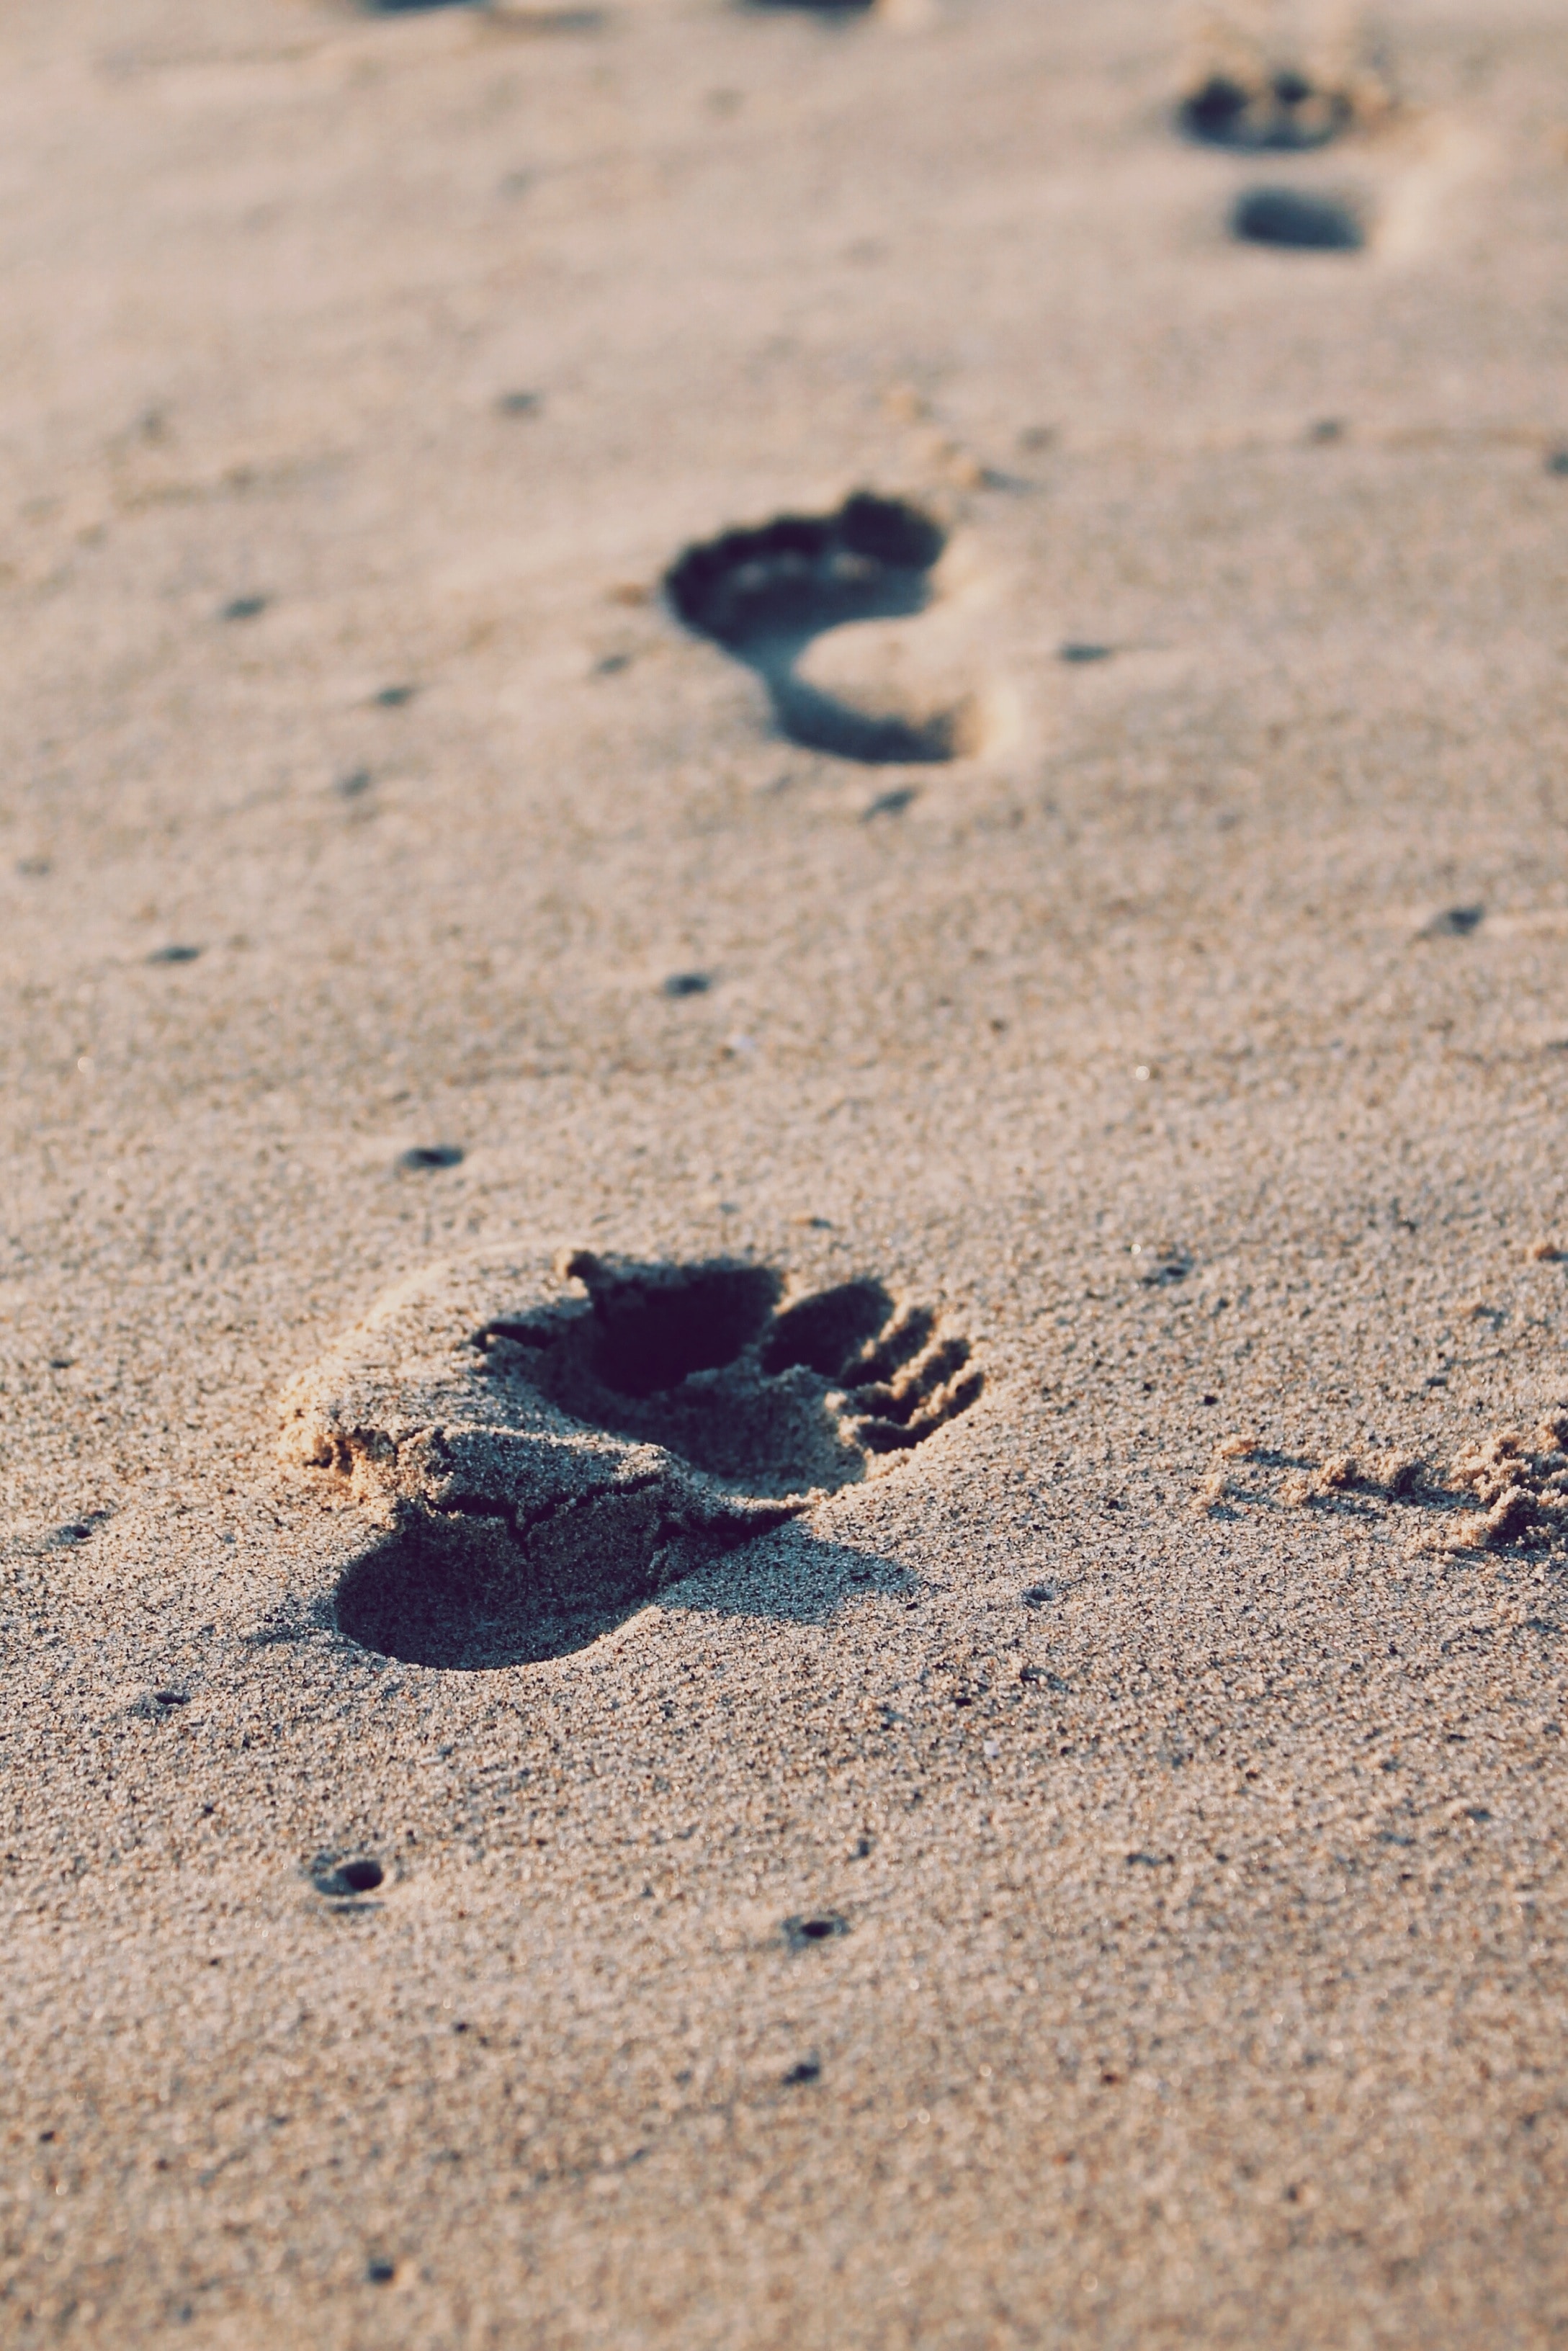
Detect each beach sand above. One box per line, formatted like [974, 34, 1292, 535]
[2, 0, 1567, 2340]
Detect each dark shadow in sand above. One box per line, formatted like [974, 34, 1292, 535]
[333, 1514, 910, 1670]
[1232, 187, 1365, 251]
[664, 493, 962, 765]
[1179, 71, 1351, 152]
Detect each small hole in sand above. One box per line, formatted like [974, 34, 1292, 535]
[1428, 904, 1484, 937]
[315, 1858, 385, 1897]
[398, 1145, 465, 1172]
[783, 1912, 849, 1948]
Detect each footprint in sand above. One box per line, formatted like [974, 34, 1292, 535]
[1177, 6, 1396, 153]
[1182, 14, 1482, 266]
[281, 1248, 982, 1667]
[665, 492, 992, 766]
[1232, 184, 1366, 251]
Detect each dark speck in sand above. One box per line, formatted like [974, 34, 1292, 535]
[398, 1145, 465, 1172]
[1427, 905, 1484, 937]
[783, 1912, 849, 1950]
[315, 1858, 385, 1898]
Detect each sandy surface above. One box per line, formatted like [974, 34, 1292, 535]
[3, 0, 1568, 2342]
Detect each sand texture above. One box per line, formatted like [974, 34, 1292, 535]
[3, 0, 1568, 2342]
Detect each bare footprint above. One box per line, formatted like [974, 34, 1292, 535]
[1231, 184, 1365, 249]
[1178, 5, 1396, 151]
[664, 493, 988, 766]
[281, 1248, 982, 1666]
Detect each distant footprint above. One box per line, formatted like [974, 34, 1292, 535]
[282, 1248, 982, 1665]
[1181, 66, 1350, 151]
[1232, 184, 1365, 251]
[1177, 9, 1395, 152]
[665, 493, 987, 766]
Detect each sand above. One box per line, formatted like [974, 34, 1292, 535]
[2, 0, 1567, 2341]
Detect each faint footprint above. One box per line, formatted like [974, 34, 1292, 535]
[282, 1249, 982, 1666]
[1178, 7, 1396, 151]
[665, 493, 987, 766]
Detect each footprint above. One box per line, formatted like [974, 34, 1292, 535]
[1182, 67, 1350, 151]
[1178, 9, 1395, 152]
[281, 1248, 982, 1667]
[1232, 184, 1365, 250]
[664, 493, 987, 766]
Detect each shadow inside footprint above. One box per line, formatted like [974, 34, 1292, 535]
[321, 1253, 982, 1669]
[483, 1255, 980, 1488]
[335, 1515, 909, 1669]
[665, 493, 973, 764]
[1181, 69, 1351, 151]
[1231, 187, 1365, 251]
